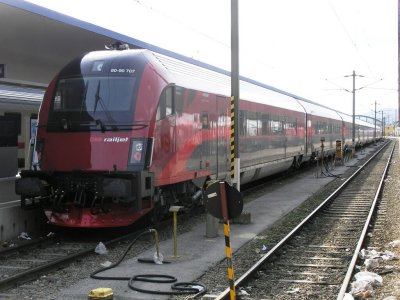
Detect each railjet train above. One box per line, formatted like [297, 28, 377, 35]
[15, 46, 380, 227]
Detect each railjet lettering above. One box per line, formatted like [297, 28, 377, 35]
[103, 137, 129, 143]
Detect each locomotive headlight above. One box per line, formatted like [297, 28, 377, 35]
[129, 139, 145, 164]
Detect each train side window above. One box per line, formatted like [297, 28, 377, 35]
[156, 86, 174, 120]
[285, 117, 296, 135]
[247, 111, 258, 136]
[156, 97, 165, 120]
[53, 81, 64, 110]
[292, 118, 297, 134]
[256, 112, 262, 136]
[261, 114, 269, 135]
[314, 121, 319, 134]
[165, 87, 173, 116]
[202, 112, 209, 129]
[270, 115, 283, 135]
[174, 86, 184, 115]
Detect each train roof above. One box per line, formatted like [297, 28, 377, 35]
[148, 50, 377, 128]
[0, 47, 377, 129]
[356, 116, 380, 129]
[292, 99, 341, 121]
[152, 51, 305, 114]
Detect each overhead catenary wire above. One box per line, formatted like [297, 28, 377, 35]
[326, 0, 375, 76]
[133, 0, 229, 49]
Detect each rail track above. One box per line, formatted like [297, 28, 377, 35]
[0, 232, 114, 292]
[0, 220, 174, 294]
[0, 142, 391, 299]
[215, 140, 394, 300]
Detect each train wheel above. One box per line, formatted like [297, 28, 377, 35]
[293, 155, 303, 169]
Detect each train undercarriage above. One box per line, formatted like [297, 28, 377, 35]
[15, 170, 205, 227]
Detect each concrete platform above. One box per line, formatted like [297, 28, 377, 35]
[54, 144, 380, 300]
[0, 176, 19, 203]
[0, 176, 46, 241]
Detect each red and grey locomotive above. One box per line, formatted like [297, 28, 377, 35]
[15, 46, 378, 227]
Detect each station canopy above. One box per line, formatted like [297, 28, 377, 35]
[0, 1, 152, 89]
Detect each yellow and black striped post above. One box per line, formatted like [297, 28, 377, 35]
[230, 0, 240, 191]
[230, 96, 235, 182]
[225, 0, 239, 298]
[220, 182, 236, 299]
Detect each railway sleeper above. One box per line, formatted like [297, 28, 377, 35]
[260, 273, 341, 285]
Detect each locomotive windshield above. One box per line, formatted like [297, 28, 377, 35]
[47, 75, 137, 131]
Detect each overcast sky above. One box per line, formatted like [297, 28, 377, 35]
[30, 0, 398, 122]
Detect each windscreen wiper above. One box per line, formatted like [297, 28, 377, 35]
[93, 80, 116, 127]
[80, 81, 89, 113]
[94, 81, 101, 114]
[95, 119, 107, 132]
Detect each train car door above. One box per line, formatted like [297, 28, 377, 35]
[282, 117, 287, 158]
[200, 94, 211, 171]
[216, 96, 229, 179]
[305, 113, 313, 156]
[155, 86, 176, 174]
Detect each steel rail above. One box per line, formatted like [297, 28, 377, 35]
[0, 223, 166, 291]
[336, 141, 395, 299]
[215, 141, 391, 300]
[0, 196, 191, 293]
[0, 241, 97, 291]
[0, 233, 57, 255]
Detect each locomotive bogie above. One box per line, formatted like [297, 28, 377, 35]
[17, 169, 154, 227]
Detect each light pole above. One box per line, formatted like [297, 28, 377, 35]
[374, 101, 377, 141]
[352, 71, 356, 146]
[231, 0, 240, 191]
[344, 71, 363, 148]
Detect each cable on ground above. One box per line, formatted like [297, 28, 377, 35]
[90, 229, 207, 297]
[323, 158, 342, 178]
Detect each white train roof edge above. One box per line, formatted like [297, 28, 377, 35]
[0, 48, 377, 129]
[151, 51, 375, 128]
